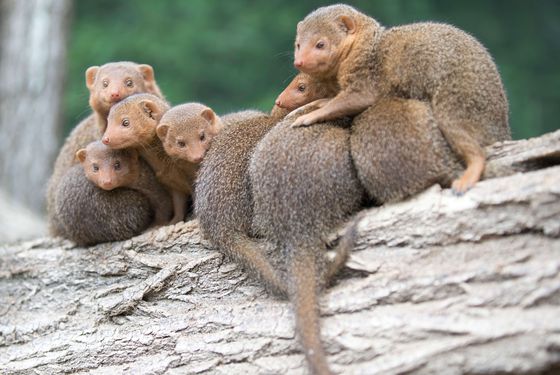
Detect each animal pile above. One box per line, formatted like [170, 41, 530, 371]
[46, 4, 510, 374]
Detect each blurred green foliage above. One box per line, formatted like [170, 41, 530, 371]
[64, 0, 560, 139]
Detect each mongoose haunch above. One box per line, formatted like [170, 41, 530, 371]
[194, 73, 339, 296]
[47, 61, 166, 237]
[291, 4, 510, 194]
[76, 141, 172, 225]
[103, 93, 197, 224]
[156, 103, 225, 164]
[249, 108, 364, 375]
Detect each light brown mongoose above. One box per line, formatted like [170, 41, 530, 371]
[248, 108, 364, 375]
[76, 141, 172, 225]
[103, 93, 197, 224]
[291, 4, 510, 193]
[156, 103, 225, 164]
[194, 73, 339, 296]
[47, 61, 165, 236]
[275, 72, 339, 112]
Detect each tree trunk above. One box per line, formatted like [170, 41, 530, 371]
[1, 131, 559, 374]
[0, 0, 72, 213]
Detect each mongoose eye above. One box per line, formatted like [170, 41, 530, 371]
[114, 161, 121, 170]
[296, 43, 300, 50]
[102, 80, 109, 88]
[199, 132, 206, 142]
[297, 84, 306, 92]
[92, 164, 99, 172]
[177, 141, 186, 148]
[316, 41, 325, 49]
[125, 79, 134, 88]
[121, 118, 130, 127]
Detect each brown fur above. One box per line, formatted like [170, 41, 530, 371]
[351, 97, 462, 203]
[292, 4, 510, 193]
[249, 108, 364, 375]
[52, 165, 153, 246]
[104, 93, 196, 223]
[195, 73, 338, 296]
[77, 141, 172, 225]
[275, 72, 339, 112]
[47, 61, 165, 237]
[157, 103, 225, 164]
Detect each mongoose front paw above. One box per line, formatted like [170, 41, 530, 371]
[291, 113, 317, 128]
[451, 177, 474, 196]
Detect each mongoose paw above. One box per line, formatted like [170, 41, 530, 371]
[451, 178, 474, 196]
[291, 113, 319, 128]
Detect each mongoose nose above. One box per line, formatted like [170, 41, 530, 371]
[275, 99, 283, 107]
[110, 92, 121, 100]
[294, 60, 304, 68]
[102, 137, 110, 145]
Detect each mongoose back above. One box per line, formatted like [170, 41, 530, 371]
[351, 97, 462, 203]
[103, 93, 196, 223]
[76, 141, 172, 225]
[292, 4, 510, 193]
[156, 103, 225, 164]
[249, 110, 364, 375]
[47, 62, 165, 236]
[194, 73, 339, 296]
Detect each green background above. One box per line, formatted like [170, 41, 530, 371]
[64, 0, 560, 140]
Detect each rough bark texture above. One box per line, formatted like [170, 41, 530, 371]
[1, 131, 559, 375]
[0, 0, 72, 212]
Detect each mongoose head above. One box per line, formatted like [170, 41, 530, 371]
[157, 103, 224, 164]
[275, 73, 340, 111]
[294, 5, 361, 77]
[76, 141, 140, 191]
[103, 93, 170, 149]
[86, 62, 162, 116]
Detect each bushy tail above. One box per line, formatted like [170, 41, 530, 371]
[289, 247, 333, 375]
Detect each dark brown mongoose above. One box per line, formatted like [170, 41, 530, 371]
[103, 93, 197, 224]
[291, 4, 510, 193]
[52, 165, 153, 246]
[76, 141, 172, 225]
[47, 62, 165, 236]
[156, 103, 225, 164]
[194, 73, 339, 296]
[249, 111, 364, 375]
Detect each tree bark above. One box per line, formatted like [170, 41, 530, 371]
[0, 0, 72, 212]
[0, 131, 559, 374]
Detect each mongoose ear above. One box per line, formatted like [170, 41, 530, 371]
[296, 21, 303, 33]
[137, 64, 155, 83]
[339, 15, 356, 34]
[85, 66, 99, 90]
[138, 100, 160, 120]
[76, 149, 87, 163]
[200, 108, 216, 125]
[156, 124, 169, 140]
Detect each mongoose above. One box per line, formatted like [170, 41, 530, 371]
[277, 75, 463, 202]
[291, 4, 510, 193]
[47, 61, 166, 236]
[103, 93, 197, 224]
[76, 141, 172, 225]
[275, 72, 339, 112]
[248, 110, 364, 375]
[52, 165, 153, 246]
[87, 61, 164, 133]
[194, 73, 339, 296]
[156, 103, 225, 164]
[351, 97, 462, 204]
